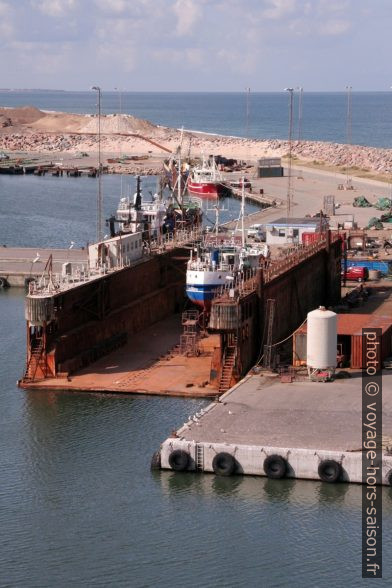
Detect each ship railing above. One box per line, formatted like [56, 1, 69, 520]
[263, 237, 327, 283]
[149, 226, 202, 252]
[212, 267, 258, 303]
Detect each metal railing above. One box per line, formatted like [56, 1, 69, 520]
[27, 226, 203, 297]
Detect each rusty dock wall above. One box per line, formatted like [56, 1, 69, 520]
[21, 247, 189, 382]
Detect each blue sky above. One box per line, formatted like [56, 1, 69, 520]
[0, 0, 391, 91]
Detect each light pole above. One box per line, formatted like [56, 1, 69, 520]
[245, 87, 250, 138]
[284, 87, 294, 220]
[296, 86, 303, 142]
[91, 86, 103, 241]
[345, 85, 352, 189]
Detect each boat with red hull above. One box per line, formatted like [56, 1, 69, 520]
[187, 157, 227, 199]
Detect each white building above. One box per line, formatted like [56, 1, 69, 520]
[265, 217, 327, 245]
[88, 232, 144, 271]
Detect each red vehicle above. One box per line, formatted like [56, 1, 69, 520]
[342, 266, 369, 282]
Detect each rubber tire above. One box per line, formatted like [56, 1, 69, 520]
[263, 454, 288, 479]
[318, 459, 342, 483]
[168, 449, 190, 471]
[387, 470, 392, 486]
[212, 452, 236, 476]
[150, 450, 161, 470]
[0, 277, 9, 288]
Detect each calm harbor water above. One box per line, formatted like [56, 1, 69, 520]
[1, 175, 392, 586]
[1, 287, 392, 586]
[1, 90, 392, 148]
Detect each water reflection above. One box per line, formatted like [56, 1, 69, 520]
[156, 469, 392, 511]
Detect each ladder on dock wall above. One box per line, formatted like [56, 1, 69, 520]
[218, 344, 236, 394]
[23, 339, 44, 382]
[195, 444, 204, 471]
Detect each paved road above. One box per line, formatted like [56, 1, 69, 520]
[0, 247, 88, 285]
[224, 165, 392, 231]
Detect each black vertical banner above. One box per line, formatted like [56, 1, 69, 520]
[362, 328, 382, 578]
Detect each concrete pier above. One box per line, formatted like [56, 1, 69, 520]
[0, 247, 88, 287]
[159, 370, 392, 484]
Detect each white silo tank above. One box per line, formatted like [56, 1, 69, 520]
[306, 306, 337, 370]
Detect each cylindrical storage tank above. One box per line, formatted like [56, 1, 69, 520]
[306, 306, 337, 369]
[368, 269, 380, 281]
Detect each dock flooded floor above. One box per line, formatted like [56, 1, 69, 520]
[24, 314, 220, 397]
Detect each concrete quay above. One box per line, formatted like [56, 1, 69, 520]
[0, 246, 88, 287]
[159, 370, 392, 485]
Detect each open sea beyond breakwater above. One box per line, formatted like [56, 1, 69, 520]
[1, 90, 392, 148]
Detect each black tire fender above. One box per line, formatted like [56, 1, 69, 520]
[318, 459, 342, 483]
[212, 452, 236, 476]
[150, 450, 161, 470]
[263, 454, 288, 479]
[0, 277, 9, 288]
[386, 469, 392, 486]
[168, 449, 190, 471]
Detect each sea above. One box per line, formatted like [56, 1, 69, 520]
[1, 92, 392, 587]
[1, 90, 392, 148]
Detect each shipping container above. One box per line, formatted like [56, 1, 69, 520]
[293, 314, 392, 369]
[342, 259, 392, 275]
[301, 232, 323, 246]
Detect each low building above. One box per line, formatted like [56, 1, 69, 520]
[265, 217, 326, 245]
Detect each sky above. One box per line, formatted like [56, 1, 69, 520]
[0, 0, 391, 92]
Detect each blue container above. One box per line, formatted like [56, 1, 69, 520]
[343, 259, 392, 275]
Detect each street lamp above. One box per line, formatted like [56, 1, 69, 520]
[91, 86, 103, 241]
[345, 85, 352, 190]
[296, 86, 303, 142]
[284, 88, 294, 220]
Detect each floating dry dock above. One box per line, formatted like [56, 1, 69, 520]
[159, 370, 392, 485]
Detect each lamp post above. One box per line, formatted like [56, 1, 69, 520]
[296, 86, 303, 142]
[245, 87, 250, 138]
[284, 87, 294, 220]
[91, 86, 103, 241]
[345, 85, 352, 190]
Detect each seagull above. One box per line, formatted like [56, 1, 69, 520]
[69, 241, 75, 249]
[32, 252, 40, 264]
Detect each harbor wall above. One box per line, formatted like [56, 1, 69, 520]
[160, 439, 392, 485]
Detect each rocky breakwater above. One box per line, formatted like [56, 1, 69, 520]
[265, 139, 392, 176]
[1, 106, 392, 177]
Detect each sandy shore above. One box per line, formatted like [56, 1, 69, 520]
[1, 106, 392, 179]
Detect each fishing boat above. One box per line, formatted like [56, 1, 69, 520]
[187, 156, 227, 199]
[186, 182, 268, 309]
[112, 175, 202, 240]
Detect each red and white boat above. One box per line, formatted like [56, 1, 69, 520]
[187, 157, 226, 199]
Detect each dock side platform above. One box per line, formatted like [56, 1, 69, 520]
[159, 371, 392, 484]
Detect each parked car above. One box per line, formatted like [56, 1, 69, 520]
[341, 266, 369, 282]
[247, 224, 266, 241]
